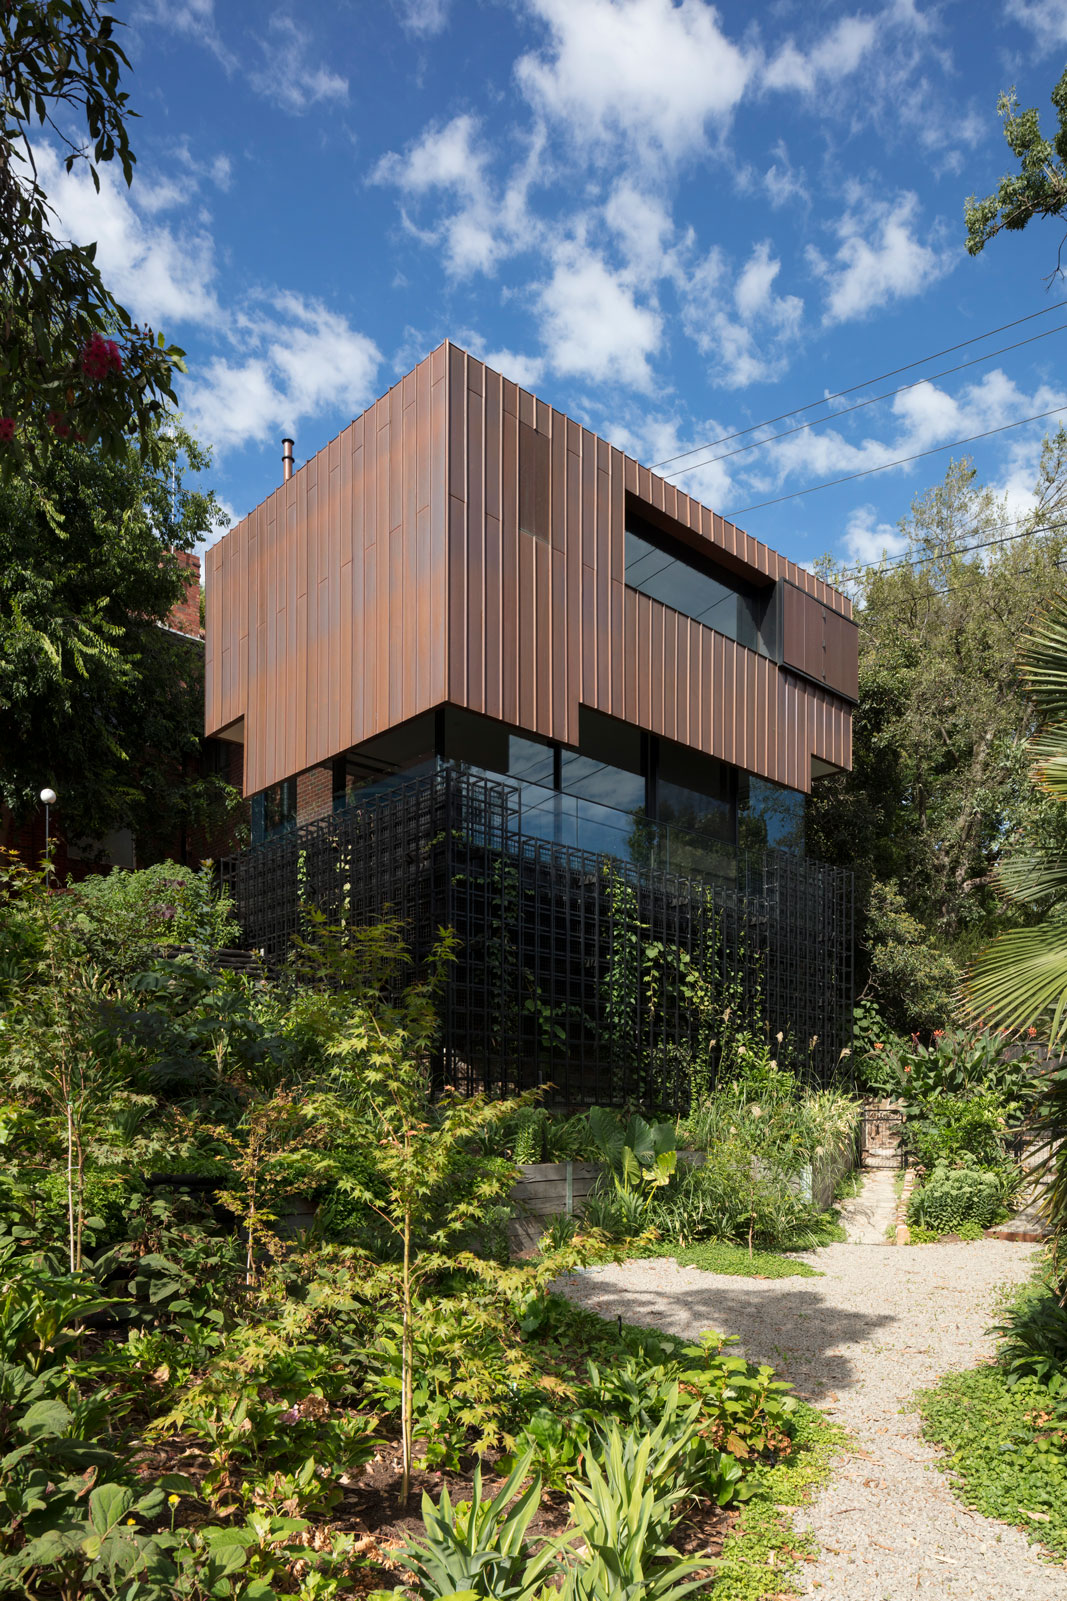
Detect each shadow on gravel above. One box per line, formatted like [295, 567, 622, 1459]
[559, 1278, 895, 1402]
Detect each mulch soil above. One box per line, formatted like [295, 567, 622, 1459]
[138, 1437, 736, 1595]
[314, 1447, 735, 1592]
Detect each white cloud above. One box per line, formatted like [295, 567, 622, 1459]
[808, 189, 954, 325]
[394, 0, 451, 35]
[482, 349, 546, 390]
[761, 142, 809, 209]
[137, 3, 346, 113]
[516, 0, 753, 164]
[372, 115, 542, 278]
[1005, 0, 1067, 47]
[681, 241, 803, 387]
[248, 15, 348, 113]
[764, 14, 877, 94]
[538, 245, 662, 389]
[183, 295, 381, 449]
[603, 183, 676, 284]
[37, 144, 221, 326]
[840, 504, 907, 565]
[36, 140, 380, 457]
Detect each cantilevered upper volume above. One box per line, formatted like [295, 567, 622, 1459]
[205, 342, 856, 852]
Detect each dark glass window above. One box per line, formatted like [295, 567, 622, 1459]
[738, 775, 805, 855]
[625, 508, 775, 655]
[251, 778, 297, 843]
[654, 740, 735, 843]
[561, 708, 645, 814]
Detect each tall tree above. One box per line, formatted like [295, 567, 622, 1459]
[809, 447, 1067, 1019]
[1, 1, 184, 467]
[0, 420, 238, 854]
[964, 65, 1067, 270]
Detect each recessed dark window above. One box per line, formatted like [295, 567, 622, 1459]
[625, 508, 776, 655]
[655, 739, 735, 844]
[561, 708, 645, 814]
[251, 777, 297, 843]
[738, 774, 805, 855]
[519, 422, 550, 542]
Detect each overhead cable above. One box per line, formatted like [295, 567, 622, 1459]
[725, 404, 1067, 518]
[650, 300, 1067, 473]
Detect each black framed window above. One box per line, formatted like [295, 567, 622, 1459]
[625, 508, 776, 656]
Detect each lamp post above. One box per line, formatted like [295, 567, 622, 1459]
[40, 788, 57, 883]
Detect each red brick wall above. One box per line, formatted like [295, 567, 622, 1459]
[168, 552, 203, 638]
[296, 763, 335, 827]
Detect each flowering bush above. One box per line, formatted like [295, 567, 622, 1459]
[0, 418, 14, 443]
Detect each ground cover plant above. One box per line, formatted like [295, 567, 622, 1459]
[917, 1267, 1067, 1560]
[0, 854, 832, 1598]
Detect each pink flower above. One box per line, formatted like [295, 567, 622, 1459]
[0, 417, 14, 442]
[80, 333, 123, 381]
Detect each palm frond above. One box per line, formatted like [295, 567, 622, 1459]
[997, 850, 1067, 905]
[964, 923, 1067, 1046]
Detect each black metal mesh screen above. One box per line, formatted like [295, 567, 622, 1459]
[219, 768, 853, 1109]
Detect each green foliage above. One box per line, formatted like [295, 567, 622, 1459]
[907, 1163, 1003, 1234]
[989, 1278, 1067, 1388]
[811, 452, 1067, 1026]
[0, 424, 237, 848]
[0, 2, 186, 468]
[965, 70, 1067, 260]
[918, 1366, 1067, 1558]
[671, 1241, 819, 1279]
[398, 1448, 557, 1601]
[707, 1403, 845, 1600]
[561, 1425, 707, 1601]
[70, 862, 239, 964]
[861, 880, 961, 1035]
[588, 1107, 677, 1210]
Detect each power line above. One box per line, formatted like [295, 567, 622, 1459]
[725, 404, 1067, 518]
[649, 300, 1067, 473]
[834, 513, 1067, 583]
[663, 321, 1067, 481]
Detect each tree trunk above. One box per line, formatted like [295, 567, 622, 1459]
[400, 1194, 413, 1507]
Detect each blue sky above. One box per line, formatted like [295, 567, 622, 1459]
[40, 0, 1067, 572]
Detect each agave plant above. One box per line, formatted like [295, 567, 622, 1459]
[395, 1447, 563, 1601]
[965, 595, 1067, 1291]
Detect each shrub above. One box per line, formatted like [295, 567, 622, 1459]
[70, 861, 238, 964]
[649, 1140, 828, 1252]
[990, 1279, 1067, 1387]
[907, 1163, 1002, 1234]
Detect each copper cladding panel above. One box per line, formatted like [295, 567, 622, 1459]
[206, 340, 855, 800]
[205, 347, 449, 795]
[448, 346, 854, 793]
[781, 581, 860, 703]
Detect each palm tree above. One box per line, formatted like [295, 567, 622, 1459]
[966, 596, 1067, 1292]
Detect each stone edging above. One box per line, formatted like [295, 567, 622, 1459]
[894, 1168, 917, 1245]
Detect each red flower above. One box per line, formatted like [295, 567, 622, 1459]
[933, 1029, 944, 1038]
[0, 417, 14, 442]
[1028, 1026, 1038, 1039]
[904, 1064, 912, 1073]
[873, 1042, 884, 1051]
[80, 332, 123, 381]
[46, 410, 70, 438]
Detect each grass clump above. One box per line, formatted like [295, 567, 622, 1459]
[674, 1241, 820, 1279]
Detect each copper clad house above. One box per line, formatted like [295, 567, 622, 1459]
[207, 343, 858, 1105]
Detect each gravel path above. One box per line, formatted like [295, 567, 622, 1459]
[556, 1236, 1067, 1597]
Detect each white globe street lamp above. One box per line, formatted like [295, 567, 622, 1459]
[40, 788, 57, 880]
